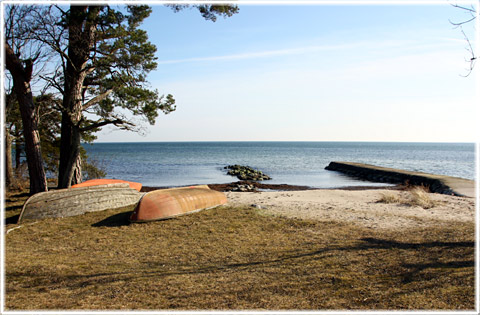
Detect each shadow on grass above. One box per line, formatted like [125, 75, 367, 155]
[5, 192, 30, 200]
[5, 204, 23, 212]
[360, 237, 474, 284]
[360, 237, 474, 249]
[92, 211, 132, 227]
[5, 215, 19, 225]
[400, 260, 474, 284]
[13, 237, 473, 291]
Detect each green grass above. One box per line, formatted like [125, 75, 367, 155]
[4, 191, 475, 310]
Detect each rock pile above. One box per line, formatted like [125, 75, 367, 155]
[227, 183, 256, 192]
[224, 165, 272, 181]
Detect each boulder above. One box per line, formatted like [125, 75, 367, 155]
[224, 165, 272, 181]
[225, 183, 256, 192]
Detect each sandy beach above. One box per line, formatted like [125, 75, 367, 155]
[226, 188, 476, 231]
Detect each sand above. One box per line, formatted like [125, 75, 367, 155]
[225, 189, 476, 230]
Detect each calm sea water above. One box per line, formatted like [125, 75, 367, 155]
[83, 142, 476, 188]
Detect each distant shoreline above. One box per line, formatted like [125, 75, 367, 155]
[141, 181, 402, 193]
[88, 140, 476, 145]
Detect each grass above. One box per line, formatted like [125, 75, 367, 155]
[378, 186, 439, 209]
[377, 192, 402, 204]
[408, 186, 438, 209]
[4, 190, 475, 310]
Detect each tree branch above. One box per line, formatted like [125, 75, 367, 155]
[450, 3, 477, 77]
[449, 16, 476, 27]
[39, 70, 64, 95]
[81, 89, 114, 110]
[459, 27, 476, 77]
[4, 42, 25, 79]
[452, 4, 476, 13]
[80, 117, 134, 132]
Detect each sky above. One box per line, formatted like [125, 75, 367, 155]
[93, 1, 478, 143]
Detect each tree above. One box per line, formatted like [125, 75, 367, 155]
[168, 3, 239, 22]
[51, 5, 176, 187]
[450, 3, 477, 76]
[34, 94, 62, 175]
[4, 89, 24, 183]
[5, 90, 108, 187]
[4, 90, 19, 189]
[41, 4, 238, 188]
[5, 3, 239, 188]
[4, 5, 51, 193]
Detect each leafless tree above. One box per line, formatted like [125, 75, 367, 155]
[450, 2, 478, 76]
[4, 4, 54, 193]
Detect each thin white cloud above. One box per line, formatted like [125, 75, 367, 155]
[156, 43, 361, 65]
[156, 38, 457, 65]
[438, 36, 471, 43]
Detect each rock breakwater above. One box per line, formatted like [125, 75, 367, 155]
[325, 161, 474, 197]
[224, 165, 272, 181]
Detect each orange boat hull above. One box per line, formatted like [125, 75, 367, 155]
[130, 186, 227, 222]
[72, 179, 142, 192]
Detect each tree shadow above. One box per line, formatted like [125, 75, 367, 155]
[4, 204, 23, 212]
[360, 237, 474, 284]
[5, 192, 30, 200]
[10, 236, 474, 294]
[360, 237, 474, 249]
[5, 215, 20, 225]
[92, 211, 132, 227]
[400, 260, 474, 284]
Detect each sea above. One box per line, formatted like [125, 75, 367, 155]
[83, 142, 476, 188]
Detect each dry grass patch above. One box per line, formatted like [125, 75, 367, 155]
[377, 192, 402, 204]
[378, 186, 440, 209]
[407, 186, 438, 209]
[4, 193, 475, 311]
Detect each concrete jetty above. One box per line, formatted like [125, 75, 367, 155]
[326, 161, 475, 198]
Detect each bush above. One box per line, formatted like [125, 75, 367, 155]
[82, 158, 107, 180]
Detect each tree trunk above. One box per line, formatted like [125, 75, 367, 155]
[72, 154, 83, 185]
[4, 92, 18, 189]
[17, 94, 48, 194]
[57, 5, 100, 188]
[58, 114, 82, 188]
[5, 42, 47, 194]
[4, 128, 17, 189]
[14, 126, 22, 175]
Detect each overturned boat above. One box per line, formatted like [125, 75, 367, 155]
[18, 183, 144, 223]
[71, 178, 142, 192]
[130, 185, 227, 223]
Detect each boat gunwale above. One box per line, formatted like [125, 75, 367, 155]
[71, 179, 142, 191]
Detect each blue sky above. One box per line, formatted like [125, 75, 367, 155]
[96, 2, 478, 142]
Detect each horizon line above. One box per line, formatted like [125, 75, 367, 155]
[86, 140, 477, 144]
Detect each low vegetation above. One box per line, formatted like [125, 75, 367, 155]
[377, 191, 403, 204]
[408, 186, 439, 209]
[378, 186, 439, 209]
[4, 190, 474, 310]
